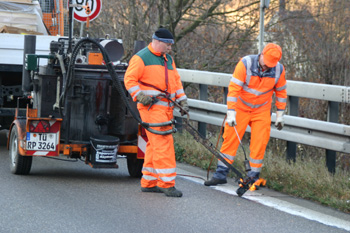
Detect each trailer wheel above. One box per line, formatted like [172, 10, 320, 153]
[127, 154, 143, 178]
[9, 125, 32, 175]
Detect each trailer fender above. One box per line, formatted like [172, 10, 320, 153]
[7, 119, 26, 155]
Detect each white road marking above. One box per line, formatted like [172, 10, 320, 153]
[179, 174, 350, 232]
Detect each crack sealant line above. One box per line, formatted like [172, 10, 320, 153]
[178, 171, 350, 232]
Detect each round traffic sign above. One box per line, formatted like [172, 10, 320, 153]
[73, 0, 102, 22]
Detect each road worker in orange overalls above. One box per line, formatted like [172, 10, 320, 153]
[124, 28, 189, 197]
[205, 43, 287, 190]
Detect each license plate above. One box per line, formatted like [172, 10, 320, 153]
[26, 133, 57, 151]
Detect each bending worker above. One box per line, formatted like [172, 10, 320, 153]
[205, 43, 287, 190]
[124, 27, 189, 197]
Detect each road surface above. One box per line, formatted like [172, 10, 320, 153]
[0, 130, 349, 233]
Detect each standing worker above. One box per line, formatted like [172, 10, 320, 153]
[124, 27, 189, 197]
[205, 43, 287, 190]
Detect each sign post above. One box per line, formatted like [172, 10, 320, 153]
[259, 0, 270, 53]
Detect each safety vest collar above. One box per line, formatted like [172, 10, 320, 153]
[246, 54, 279, 78]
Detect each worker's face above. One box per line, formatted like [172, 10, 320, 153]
[154, 40, 172, 55]
[259, 54, 272, 70]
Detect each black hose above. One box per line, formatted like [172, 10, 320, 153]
[58, 37, 176, 135]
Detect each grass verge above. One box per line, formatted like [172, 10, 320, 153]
[173, 130, 350, 213]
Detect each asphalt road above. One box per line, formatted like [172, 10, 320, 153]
[0, 129, 349, 233]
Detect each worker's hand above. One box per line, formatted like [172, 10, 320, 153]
[226, 110, 236, 127]
[136, 92, 152, 105]
[275, 110, 284, 130]
[179, 100, 189, 116]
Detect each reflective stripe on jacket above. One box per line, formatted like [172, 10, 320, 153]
[124, 43, 187, 108]
[227, 55, 287, 112]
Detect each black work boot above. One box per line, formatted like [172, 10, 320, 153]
[158, 187, 183, 197]
[141, 186, 162, 193]
[204, 178, 227, 186]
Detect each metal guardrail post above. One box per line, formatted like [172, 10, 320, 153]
[198, 84, 208, 137]
[223, 87, 228, 104]
[175, 117, 183, 133]
[287, 96, 299, 162]
[326, 101, 339, 173]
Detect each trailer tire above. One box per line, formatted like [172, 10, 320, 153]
[9, 125, 32, 175]
[127, 154, 143, 178]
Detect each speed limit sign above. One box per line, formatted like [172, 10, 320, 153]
[73, 0, 102, 22]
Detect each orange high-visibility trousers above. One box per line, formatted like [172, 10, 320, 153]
[138, 106, 177, 189]
[219, 109, 271, 175]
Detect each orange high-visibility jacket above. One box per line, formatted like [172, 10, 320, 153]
[124, 43, 187, 108]
[227, 55, 287, 112]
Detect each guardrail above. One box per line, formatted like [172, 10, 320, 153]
[175, 69, 350, 173]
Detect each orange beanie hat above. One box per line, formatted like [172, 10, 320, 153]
[262, 43, 282, 67]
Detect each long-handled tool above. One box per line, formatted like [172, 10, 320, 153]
[232, 125, 256, 196]
[152, 94, 255, 197]
[233, 126, 251, 172]
[182, 118, 254, 197]
[233, 125, 267, 192]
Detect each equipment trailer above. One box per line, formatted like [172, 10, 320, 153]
[3, 34, 147, 177]
[0, 1, 146, 177]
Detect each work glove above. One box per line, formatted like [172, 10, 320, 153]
[226, 110, 236, 127]
[179, 100, 189, 116]
[275, 110, 284, 130]
[136, 92, 152, 106]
